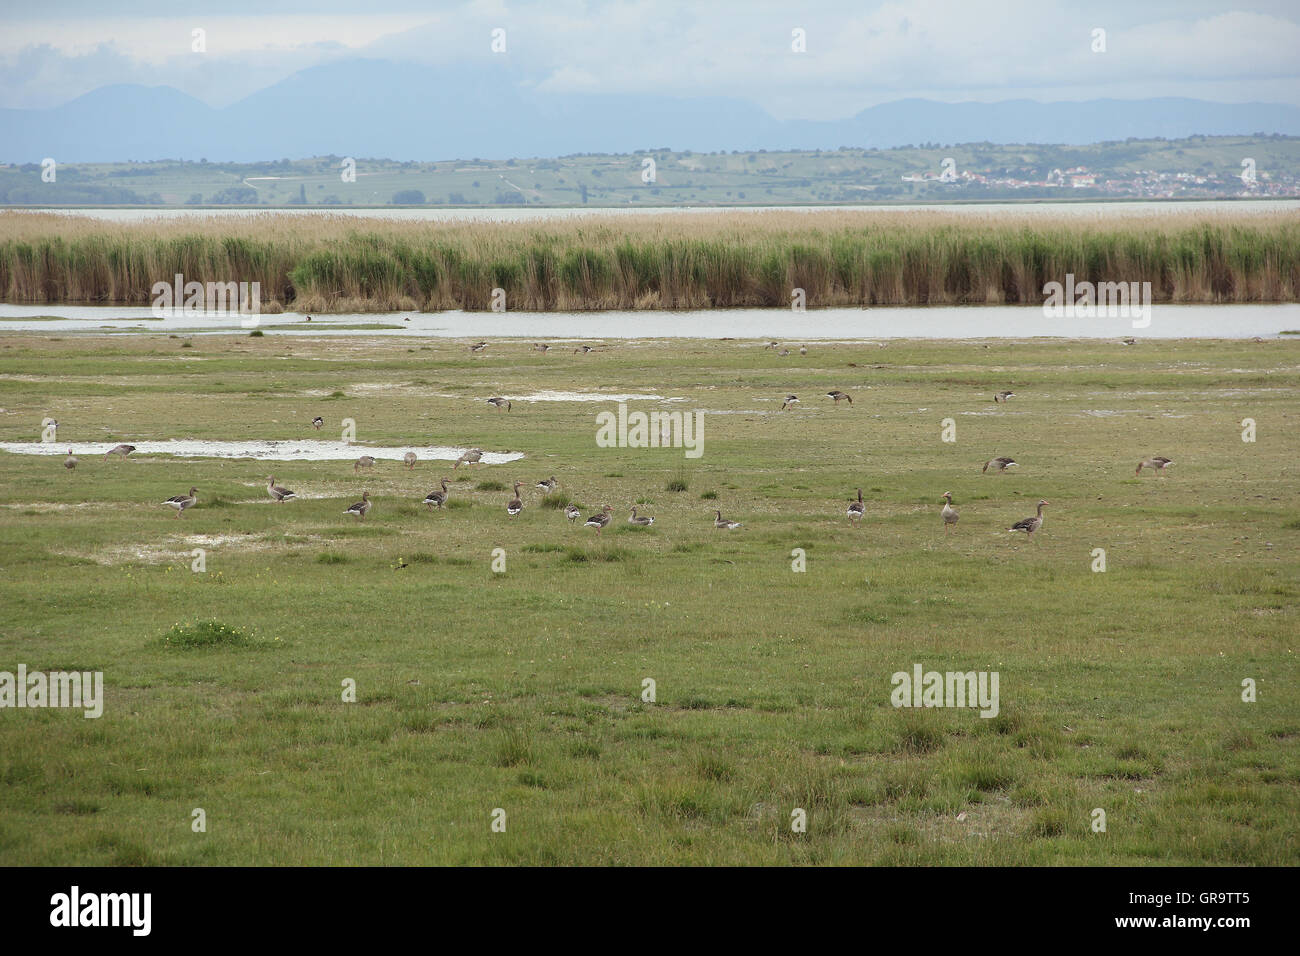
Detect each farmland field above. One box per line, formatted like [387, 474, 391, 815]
[0, 332, 1296, 865]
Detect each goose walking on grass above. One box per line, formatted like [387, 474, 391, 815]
[506, 482, 524, 517]
[584, 505, 613, 535]
[454, 448, 483, 469]
[403, 451, 417, 470]
[941, 492, 959, 532]
[487, 397, 512, 412]
[312, 416, 324, 430]
[781, 394, 799, 411]
[163, 487, 198, 518]
[983, 456, 1017, 475]
[344, 491, 372, 520]
[993, 391, 1015, 404]
[714, 510, 742, 530]
[564, 504, 582, 523]
[64, 449, 78, 470]
[267, 476, 296, 502]
[1136, 456, 1173, 477]
[628, 507, 655, 527]
[846, 488, 865, 527]
[104, 443, 135, 460]
[826, 390, 852, 405]
[1008, 500, 1048, 541]
[536, 476, 558, 493]
[423, 478, 450, 510]
[354, 455, 376, 473]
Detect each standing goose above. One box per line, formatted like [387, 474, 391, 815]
[64, 449, 78, 470]
[628, 507, 655, 527]
[1136, 456, 1173, 477]
[453, 448, 483, 469]
[354, 455, 376, 473]
[1008, 500, 1048, 541]
[403, 451, 417, 470]
[535, 476, 558, 493]
[506, 482, 524, 517]
[993, 391, 1015, 404]
[799, 346, 807, 356]
[104, 443, 135, 460]
[983, 456, 1018, 475]
[343, 491, 372, 520]
[941, 492, 959, 532]
[311, 416, 324, 430]
[534, 343, 550, 353]
[846, 488, 865, 527]
[564, 504, 582, 523]
[487, 397, 512, 411]
[714, 510, 742, 530]
[163, 487, 198, 519]
[423, 477, 450, 510]
[267, 475, 296, 502]
[826, 390, 852, 405]
[584, 504, 613, 535]
[781, 394, 799, 410]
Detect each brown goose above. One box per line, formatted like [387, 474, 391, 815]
[1008, 500, 1048, 540]
[104, 443, 135, 460]
[487, 397, 512, 411]
[993, 391, 1015, 403]
[781, 394, 799, 410]
[1136, 456, 1173, 477]
[535, 476, 558, 493]
[826, 390, 852, 405]
[64, 449, 78, 470]
[267, 475, 296, 502]
[403, 451, 417, 470]
[354, 455, 376, 473]
[423, 477, 450, 510]
[584, 504, 613, 534]
[564, 504, 582, 523]
[714, 509, 742, 530]
[983, 456, 1017, 474]
[941, 492, 959, 532]
[628, 507, 655, 527]
[163, 487, 198, 518]
[846, 488, 865, 526]
[506, 482, 524, 517]
[453, 448, 483, 469]
[343, 491, 372, 519]
[311, 416, 324, 430]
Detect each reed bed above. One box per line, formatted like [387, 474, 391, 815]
[2, 209, 1297, 310]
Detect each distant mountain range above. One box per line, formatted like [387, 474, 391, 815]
[4, 59, 1300, 163]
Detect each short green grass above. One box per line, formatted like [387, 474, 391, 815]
[0, 332, 1296, 865]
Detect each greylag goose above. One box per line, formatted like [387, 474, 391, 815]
[267, 475, 296, 502]
[1136, 456, 1173, 477]
[312, 416, 324, 430]
[714, 510, 742, 530]
[628, 507, 655, 527]
[487, 397, 512, 411]
[846, 488, 864, 526]
[941, 492, 959, 532]
[535, 476, 558, 493]
[778, 349, 790, 356]
[343, 491, 372, 519]
[64, 449, 78, 470]
[993, 391, 1015, 403]
[584, 504, 613, 534]
[163, 487, 198, 519]
[403, 451, 417, 470]
[423, 477, 450, 510]
[983, 456, 1017, 474]
[534, 343, 550, 352]
[506, 482, 524, 517]
[1008, 500, 1047, 540]
[1123, 338, 1136, 345]
[469, 342, 487, 353]
[104, 443, 135, 460]
[781, 395, 799, 410]
[799, 346, 807, 356]
[574, 345, 595, 354]
[354, 455, 376, 473]
[826, 390, 852, 405]
[564, 504, 582, 523]
[454, 448, 483, 469]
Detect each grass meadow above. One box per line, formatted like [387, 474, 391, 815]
[0, 332, 1296, 865]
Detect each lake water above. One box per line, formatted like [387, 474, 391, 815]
[7, 200, 1299, 223]
[1, 303, 1296, 339]
[0, 440, 524, 465]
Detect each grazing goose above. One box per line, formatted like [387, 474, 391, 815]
[267, 475, 296, 502]
[983, 456, 1017, 475]
[64, 449, 78, 470]
[1008, 500, 1048, 540]
[1136, 456, 1173, 477]
[354, 455, 376, 473]
[584, 504, 613, 535]
[536, 476, 558, 493]
[403, 451, 417, 470]
[799, 346, 807, 356]
[423, 477, 451, 510]
[628, 507, 655, 527]
[487, 397, 512, 411]
[765, 341, 780, 349]
[778, 349, 790, 356]
[941, 492, 959, 532]
[574, 345, 595, 354]
[714, 510, 742, 530]
[846, 488, 864, 527]
[311, 416, 324, 430]
[343, 491, 372, 520]
[993, 391, 1015, 404]
[564, 504, 582, 523]
[506, 482, 524, 517]
[534, 343, 550, 353]
[781, 394, 799, 411]
[104, 443, 135, 460]
[163, 487, 198, 519]
[469, 342, 487, 353]
[826, 390, 852, 405]
[453, 448, 483, 469]
[1122, 337, 1136, 345]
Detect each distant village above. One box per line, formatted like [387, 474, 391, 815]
[901, 164, 1299, 197]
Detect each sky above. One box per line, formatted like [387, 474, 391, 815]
[2, 0, 1299, 117]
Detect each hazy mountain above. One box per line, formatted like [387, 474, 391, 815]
[3, 59, 1299, 163]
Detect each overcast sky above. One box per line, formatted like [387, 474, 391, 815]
[2, 0, 1298, 116]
